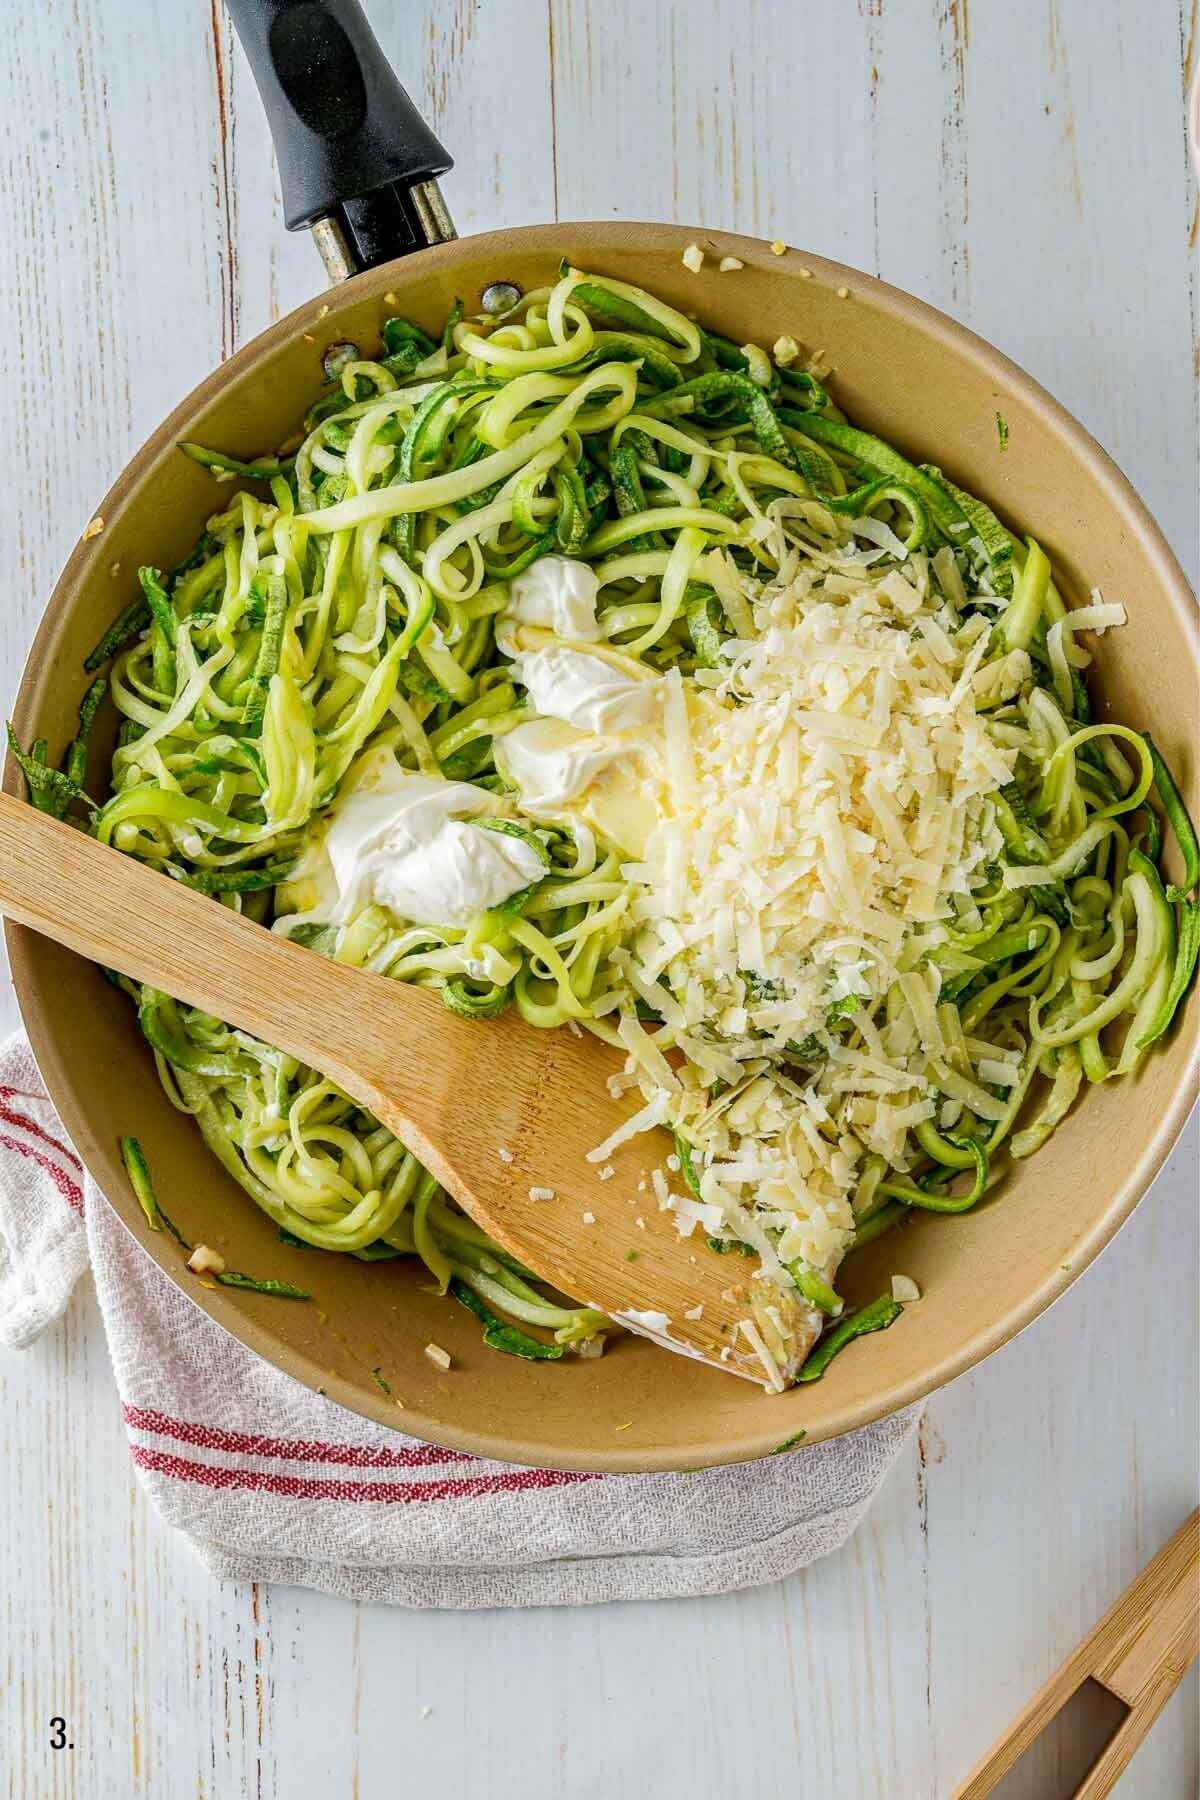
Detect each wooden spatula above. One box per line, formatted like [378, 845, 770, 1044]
[957, 1508, 1199, 1798]
[0, 789, 815, 1387]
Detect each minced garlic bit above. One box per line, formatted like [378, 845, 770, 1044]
[836, 285, 850, 299]
[598, 1164, 615, 1182]
[635, 1217, 647, 1230]
[528, 1185, 555, 1202]
[769, 239, 787, 256]
[681, 243, 705, 273]
[186, 1244, 226, 1276]
[799, 266, 814, 279]
[718, 255, 744, 272]
[891, 1274, 921, 1303]
[82, 517, 105, 540]
[317, 303, 330, 319]
[384, 291, 399, 305]
[418, 1705, 433, 1720]
[772, 334, 801, 367]
[496, 1146, 514, 1163]
[684, 1304, 704, 1321]
[424, 1342, 452, 1370]
[581, 1211, 596, 1225]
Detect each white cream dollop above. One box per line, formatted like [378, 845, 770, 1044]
[496, 717, 628, 815]
[495, 561, 666, 851]
[504, 555, 603, 641]
[512, 645, 662, 734]
[322, 756, 544, 928]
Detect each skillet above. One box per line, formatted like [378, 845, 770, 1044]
[5, 0, 1197, 1471]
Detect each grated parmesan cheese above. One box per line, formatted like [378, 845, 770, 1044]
[593, 509, 1020, 1292]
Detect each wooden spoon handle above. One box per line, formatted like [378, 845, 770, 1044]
[0, 789, 405, 1090]
[956, 1508, 1199, 1798]
[0, 792, 818, 1383]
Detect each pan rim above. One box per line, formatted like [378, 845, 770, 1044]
[7, 218, 1198, 1473]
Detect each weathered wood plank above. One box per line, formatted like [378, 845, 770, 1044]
[0, 0, 1195, 1795]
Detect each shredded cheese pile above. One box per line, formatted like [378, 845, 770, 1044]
[602, 510, 1023, 1285]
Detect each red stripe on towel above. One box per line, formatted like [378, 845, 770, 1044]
[123, 1404, 478, 1468]
[129, 1443, 598, 1502]
[0, 1131, 84, 1213]
[0, 1093, 84, 1169]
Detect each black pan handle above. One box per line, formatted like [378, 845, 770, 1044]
[224, 0, 456, 279]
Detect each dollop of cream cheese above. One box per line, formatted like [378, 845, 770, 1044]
[497, 717, 627, 816]
[512, 643, 662, 735]
[313, 754, 545, 929]
[495, 557, 666, 851]
[504, 555, 604, 641]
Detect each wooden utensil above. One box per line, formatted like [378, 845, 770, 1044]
[0, 788, 813, 1387]
[957, 1508, 1199, 1798]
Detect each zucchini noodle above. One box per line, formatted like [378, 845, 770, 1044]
[19, 262, 1198, 1379]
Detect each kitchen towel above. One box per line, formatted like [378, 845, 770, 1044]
[0, 1031, 918, 1608]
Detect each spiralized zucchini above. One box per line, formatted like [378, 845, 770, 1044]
[18, 262, 1198, 1369]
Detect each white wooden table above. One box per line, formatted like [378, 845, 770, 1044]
[1, 2, 1196, 1795]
